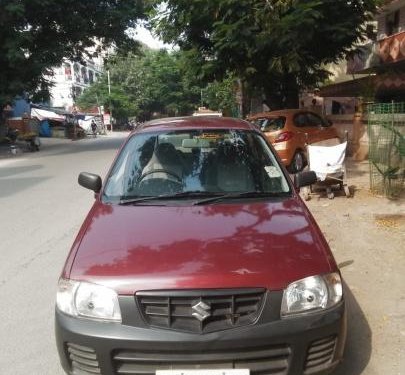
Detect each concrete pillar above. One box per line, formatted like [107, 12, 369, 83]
[352, 112, 369, 161]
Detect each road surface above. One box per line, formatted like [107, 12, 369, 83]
[0, 134, 126, 374]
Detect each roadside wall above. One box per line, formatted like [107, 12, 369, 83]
[328, 113, 369, 160]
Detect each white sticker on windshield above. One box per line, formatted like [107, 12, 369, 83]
[265, 166, 281, 178]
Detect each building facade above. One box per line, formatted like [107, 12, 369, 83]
[49, 57, 103, 110]
[321, 0, 405, 103]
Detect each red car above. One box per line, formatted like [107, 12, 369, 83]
[55, 116, 346, 375]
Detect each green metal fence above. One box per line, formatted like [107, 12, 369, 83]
[367, 102, 405, 198]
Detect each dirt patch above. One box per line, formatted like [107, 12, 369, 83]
[374, 214, 405, 230]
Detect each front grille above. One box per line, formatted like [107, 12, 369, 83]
[136, 288, 266, 333]
[113, 344, 291, 375]
[66, 342, 101, 374]
[304, 336, 337, 374]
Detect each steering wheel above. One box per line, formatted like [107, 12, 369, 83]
[139, 169, 182, 183]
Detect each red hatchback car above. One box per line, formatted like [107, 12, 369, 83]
[55, 117, 346, 375]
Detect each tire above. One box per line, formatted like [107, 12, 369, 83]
[288, 151, 305, 173]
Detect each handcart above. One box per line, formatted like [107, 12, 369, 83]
[6, 116, 40, 152]
[302, 135, 350, 200]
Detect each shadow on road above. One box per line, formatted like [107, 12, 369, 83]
[0, 177, 51, 198]
[334, 282, 372, 375]
[41, 136, 126, 158]
[0, 164, 43, 178]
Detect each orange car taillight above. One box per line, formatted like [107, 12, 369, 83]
[274, 131, 294, 143]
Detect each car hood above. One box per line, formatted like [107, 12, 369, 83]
[67, 198, 336, 294]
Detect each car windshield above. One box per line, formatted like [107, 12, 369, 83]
[103, 129, 290, 202]
[252, 117, 285, 132]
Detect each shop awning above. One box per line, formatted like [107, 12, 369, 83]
[31, 107, 66, 122]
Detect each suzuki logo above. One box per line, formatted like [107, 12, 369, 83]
[192, 301, 211, 322]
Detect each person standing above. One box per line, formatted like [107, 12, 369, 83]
[91, 120, 97, 138]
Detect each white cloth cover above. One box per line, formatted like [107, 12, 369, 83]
[308, 142, 347, 181]
[78, 116, 97, 133]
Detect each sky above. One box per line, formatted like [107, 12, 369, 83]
[134, 25, 172, 50]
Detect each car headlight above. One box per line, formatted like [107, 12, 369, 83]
[281, 273, 342, 317]
[56, 278, 121, 322]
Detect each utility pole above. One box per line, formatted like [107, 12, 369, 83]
[107, 70, 111, 95]
[107, 69, 113, 132]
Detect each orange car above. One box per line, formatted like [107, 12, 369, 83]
[248, 109, 339, 172]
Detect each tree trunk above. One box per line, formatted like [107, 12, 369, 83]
[0, 107, 7, 138]
[282, 73, 299, 109]
[263, 74, 299, 110]
[264, 85, 283, 111]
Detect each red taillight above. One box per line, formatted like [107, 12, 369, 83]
[274, 131, 294, 143]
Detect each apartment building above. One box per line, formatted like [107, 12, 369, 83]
[321, 0, 405, 104]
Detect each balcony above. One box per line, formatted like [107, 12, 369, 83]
[347, 30, 405, 74]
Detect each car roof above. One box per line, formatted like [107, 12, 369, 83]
[135, 116, 256, 133]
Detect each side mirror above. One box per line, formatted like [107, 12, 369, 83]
[78, 172, 102, 193]
[294, 171, 317, 188]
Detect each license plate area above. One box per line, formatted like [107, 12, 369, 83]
[157, 370, 250, 375]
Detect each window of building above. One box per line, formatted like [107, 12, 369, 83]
[81, 67, 89, 84]
[74, 63, 80, 83]
[89, 70, 94, 84]
[64, 63, 72, 81]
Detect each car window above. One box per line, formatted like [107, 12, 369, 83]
[321, 117, 333, 127]
[306, 113, 324, 127]
[252, 117, 285, 132]
[103, 129, 290, 201]
[293, 113, 310, 127]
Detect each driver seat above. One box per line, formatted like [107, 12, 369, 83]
[138, 143, 184, 195]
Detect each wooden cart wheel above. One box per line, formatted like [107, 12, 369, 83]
[344, 185, 351, 198]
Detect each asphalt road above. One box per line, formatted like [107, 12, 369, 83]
[0, 134, 127, 375]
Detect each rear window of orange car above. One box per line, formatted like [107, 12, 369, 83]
[252, 117, 285, 132]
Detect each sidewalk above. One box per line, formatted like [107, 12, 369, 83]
[0, 143, 11, 158]
[303, 158, 405, 375]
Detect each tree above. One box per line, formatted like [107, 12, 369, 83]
[0, 0, 144, 108]
[149, 0, 379, 111]
[202, 73, 238, 116]
[77, 49, 202, 121]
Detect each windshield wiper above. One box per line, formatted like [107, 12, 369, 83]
[119, 191, 222, 205]
[192, 191, 289, 205]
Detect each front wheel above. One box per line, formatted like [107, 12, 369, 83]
[288, 151, 305, 173]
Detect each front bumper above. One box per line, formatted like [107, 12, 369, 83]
[55, 294, 346, 375]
